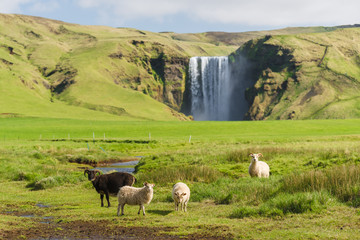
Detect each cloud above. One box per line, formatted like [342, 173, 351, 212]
[27, 0, 59, 12]
[0, 0, 59, 14]
[0, 0, 359, 32]
[76, 0, 360, 27]
[0, 0, 32, 13]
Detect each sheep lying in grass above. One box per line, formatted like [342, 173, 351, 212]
[117, 182, 155, 216]
[248, 153, 270, 178]
[172, 182, 190, 212]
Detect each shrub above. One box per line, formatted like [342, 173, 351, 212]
[33, 177, 58, 190]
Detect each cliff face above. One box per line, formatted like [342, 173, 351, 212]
[232, 28, 360, 120]
[232, 36, 298, 120]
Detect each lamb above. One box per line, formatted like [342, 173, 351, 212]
[117, 182, 155, 216]
[248, 153, 270, 178]
[172, 182, 190, 212]
[84, 169, 136, 207]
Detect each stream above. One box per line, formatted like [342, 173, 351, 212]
[94, 159, 140, 173]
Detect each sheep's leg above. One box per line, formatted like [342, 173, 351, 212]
[121, 204, 125, 215]
[175, 202, 178, 211]
[117, 204, 121, 216]
[100, 194, 104, 207]
[105, 192, 111, 207]
[141, 204, 146, 216]
[138, 205, 141, 215]
[184, 201, 188, 212]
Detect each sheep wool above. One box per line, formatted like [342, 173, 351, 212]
[172, 182, 190, 212]
[117, 182, 155, 216]
[248, 153, 270, 178]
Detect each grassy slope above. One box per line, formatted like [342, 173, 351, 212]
[239, 27, 360, 120]
[171, 26, 337, 46]
[2, 14, 353, 121]
[276, 28, 360, 119]
[0, 14, 236, 121]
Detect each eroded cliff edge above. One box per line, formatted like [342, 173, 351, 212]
[230, 28, 360, 120]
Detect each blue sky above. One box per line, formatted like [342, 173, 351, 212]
[1, 0, 360, 33]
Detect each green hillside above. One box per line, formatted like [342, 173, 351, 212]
[0, 14, 236, 121]
[232, 27, 360, 120]
[1, 14, 359, 121]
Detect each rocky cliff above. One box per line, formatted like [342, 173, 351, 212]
[231, 28, 360, 120]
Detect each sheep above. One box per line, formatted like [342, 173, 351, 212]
[84, 169, 136, 207]
[248, 153, 270, 178]
[117, 182, 155, 216]
[172, 182, 190, 212]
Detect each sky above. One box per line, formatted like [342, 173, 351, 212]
[0, 0, 359, 33]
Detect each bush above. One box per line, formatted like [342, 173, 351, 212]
[33, 177, 58, 190]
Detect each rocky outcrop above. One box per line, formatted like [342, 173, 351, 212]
[116, 41, 189, 111]
[232, 36, 298, 120]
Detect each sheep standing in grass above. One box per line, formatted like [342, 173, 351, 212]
[172, 182, 190, 212]
[117, 182, 155, 216]
[248, 153, 270, 178]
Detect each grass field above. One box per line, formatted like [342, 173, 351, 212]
[1, 118, 360, 239]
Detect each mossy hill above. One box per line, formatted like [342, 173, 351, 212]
[230, 27, 360, 120]
[0, 14, 236, 121]
[0, 13, 359, 120]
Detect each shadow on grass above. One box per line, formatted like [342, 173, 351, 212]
[147, 210, 172, 216]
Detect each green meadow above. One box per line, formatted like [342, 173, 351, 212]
[1, 117, 360, 239]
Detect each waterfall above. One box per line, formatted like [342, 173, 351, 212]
[189, 56, 232, 120]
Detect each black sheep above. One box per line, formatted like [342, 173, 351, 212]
[84, 169, 136, 207]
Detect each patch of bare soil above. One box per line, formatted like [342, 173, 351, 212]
[1, 219, 231, 240]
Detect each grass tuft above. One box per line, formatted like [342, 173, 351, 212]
[136, 165, 220, 185]
[282, 164, 360, 206]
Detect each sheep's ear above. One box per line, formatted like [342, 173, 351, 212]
[249, 153, 253, 157]
[143, 182, 148, 186]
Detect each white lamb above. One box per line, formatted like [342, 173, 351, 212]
[172, 182, 190, 212]
[248, 153, 270, 178]
[117, 182, 155, 216]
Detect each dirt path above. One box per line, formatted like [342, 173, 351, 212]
[1, 218, 230, 240]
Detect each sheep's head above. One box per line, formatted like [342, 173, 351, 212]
[143, 182, 155, 189]
[174, 191, 187, 202]
[249, 153, 263, 162]
[84, 169, 102, 181]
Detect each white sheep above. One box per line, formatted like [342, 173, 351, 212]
[248, 153, 270, 178]
[172, 182, 190, 212]
[117, 182, 155, 216]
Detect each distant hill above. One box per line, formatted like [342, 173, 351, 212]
[0, 13, 359, 121]
[0, 14, 236, 121]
